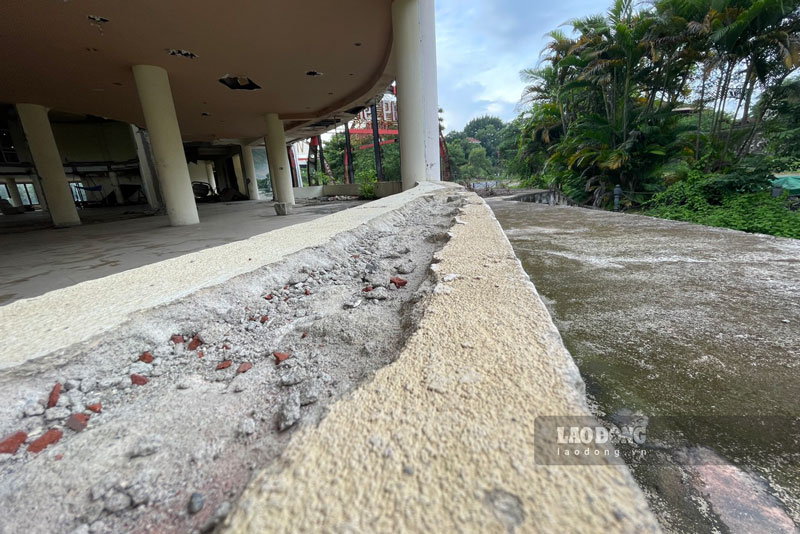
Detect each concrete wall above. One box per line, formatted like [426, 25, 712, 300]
[188, 162, 210, 184]
[221, 188, 660, 533]
[322, 181, 402, 198]
[0, 183, 658, 532]
[51, 122, 137, 163]
[292, 186, 323, 200]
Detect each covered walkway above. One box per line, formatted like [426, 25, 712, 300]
[0, 199, 362, 305]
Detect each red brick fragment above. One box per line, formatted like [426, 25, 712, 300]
[283, 285, 288, 290]
[265, 294, 273, 301]
[352, 255, 360, 259]
[86, 403, 102, 414]
[131, 374, 149, 386]
[305, 289, 311, 296]
[273, 352, 290, 364]
[390, 277, 408, 288]
[260, 315, 269, 324]
[187, 335, 203, 351]
[248, 316, 256, 322]
[171, 335, 185, 344]
[55, 454, 63, 461]
[0, 431, 27, 455]
[237, 362, 253, 374]
[66, 413, 90, 432]
[363, 286, 373, 293]
[139, 351, 154, 364]
[216, 360, 232, 370]
[47, 383, 62, 408]
[301, 332, 308, 339]
[27, 429, 62, 454]
[223, 344, 231, 350]
[197, 351, 205, 359]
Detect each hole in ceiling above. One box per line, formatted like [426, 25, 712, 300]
[85, 47, 99, 53]
[328, 92, 334, 96]
[354, 42, 362, 47]
[168, 49, 199, 59]
[112, 82, 123, 86]
[201, 112, 211, 117]
[305, 70, 324, 77]
[218, 75, 261, 91]
[88, 15, 109, 24]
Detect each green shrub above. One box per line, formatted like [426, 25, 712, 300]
[356, 168, 378, 200]
[647, 178, 800, 239]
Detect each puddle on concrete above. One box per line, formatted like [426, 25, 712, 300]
[489, 199, 800, 534]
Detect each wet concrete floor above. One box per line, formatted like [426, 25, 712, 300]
[489, 198, 800, 534]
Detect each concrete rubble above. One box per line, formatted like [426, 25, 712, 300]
[0, 192, 456, 533]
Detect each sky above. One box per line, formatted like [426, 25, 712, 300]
[436, 0, 601, 132]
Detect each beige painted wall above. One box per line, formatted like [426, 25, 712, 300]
[188, 162, 210, 183]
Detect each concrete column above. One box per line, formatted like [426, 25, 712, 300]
[29, 173, 47, 210]
[392, 0, 441, 190]
[109, 171, 125, 205]
[4, 177, 23, 207]
[240, 144, 261, 200]
[130, 125, 162, 210]
[16, 104, 81, 227]
[232, 154, 246, 196]
[204, 161, 217, 193]
[132, 64, 199, 226]
[263, 113, 295, 207]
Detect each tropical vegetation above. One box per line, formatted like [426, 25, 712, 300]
[503, 0, 800, 238]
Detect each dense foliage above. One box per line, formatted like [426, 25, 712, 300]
[444, 116, 520, 182]
[317, 132, 401, 186]
[507, 0, 800, 237]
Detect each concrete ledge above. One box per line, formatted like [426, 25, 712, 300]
[322, 181, 403, 198]
[221, 194, 660, 533]
[291, 185, 324, 200]
[0, 182, 446, 370]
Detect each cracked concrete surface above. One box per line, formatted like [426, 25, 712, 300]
[0, 184, 441, 369]
[221, 194, 659, 534]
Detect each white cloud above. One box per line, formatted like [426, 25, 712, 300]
[435, 0, 599, 131]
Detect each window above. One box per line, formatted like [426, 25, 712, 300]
[69, 183, 87, 202]
[0, 183, 9, 202]
[0, 129, 19, 164]
[13, 183, 38, 205]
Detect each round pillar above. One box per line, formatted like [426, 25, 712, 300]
[392, 0, 441, 190]
[240, 145, 260, 200]
[109, 171, 125, 205]
[264, 113, 295, 206]
[16, 104, 81, 227]
[4, 177, 23, 207]
[204, 161, 217, 193]
[132, 65, 199, 226]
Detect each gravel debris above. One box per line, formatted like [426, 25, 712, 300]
[129, 435, 163, 459]
[0, 193, 455, 534]
[188, 492, 205, 515]
[277, 392, 301, 431]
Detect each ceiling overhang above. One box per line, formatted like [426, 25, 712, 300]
[0, 0, 396, 142]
